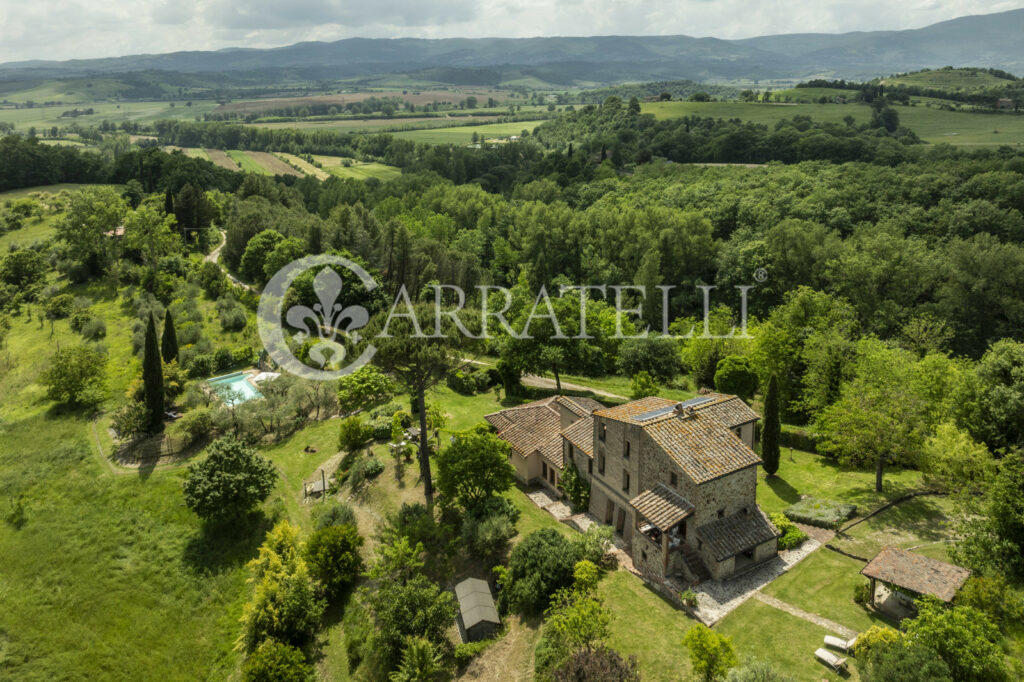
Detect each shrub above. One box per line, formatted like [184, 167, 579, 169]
[454, 639, 494, 668]
[680, 589, 698, 608]
[446, 368, 490, 395]
[312, 500, 357, 531]
[337, 415, 371, 453]
[348, 455, 384, 490]
[69, 306, 94, 332]
[498, 528, 579, 615]
[769, 512, 808, 551]
[214, 347, 235, 371]
[369, 415, 393, 441]
[177, 407, 215, 446]
[45, 293, 75, 319]
[713, 355, 758, 401]
[111, 401, 150, 441]
[572, 524, 613, 566]
[462, 512, 516, 560]
[240, 521, 324, 651]
[241, 640, 312, 682]
[853, 581, 872, 605]
[305, 524, 364, 599]
[683, 624, 738, 682]
[80, 317, 106, 340]
[554, 644, 640, 682]
[219, 304, 247, 331]
[783, 497, 856, 529]
[779, 425, 817, 453]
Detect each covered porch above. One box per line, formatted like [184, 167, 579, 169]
[629, 484, 695, 580]
[860, 546, 970, 621]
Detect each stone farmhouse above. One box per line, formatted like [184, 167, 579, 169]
[485, 393, 779, 587]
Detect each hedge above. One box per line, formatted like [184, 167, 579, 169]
[784, 497, 857, 529]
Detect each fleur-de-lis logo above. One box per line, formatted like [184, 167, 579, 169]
[258, 254, 379, 380]
[285, 268, 369, 369]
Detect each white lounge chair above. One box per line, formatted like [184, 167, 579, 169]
[815, 647, 848, 671]
[824, 634, 858, 652]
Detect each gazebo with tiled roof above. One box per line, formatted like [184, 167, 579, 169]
[860, 545, 970, 609]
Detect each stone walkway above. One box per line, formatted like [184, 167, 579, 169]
[754, 592, 857, 638]
[691, 537, 822, 625]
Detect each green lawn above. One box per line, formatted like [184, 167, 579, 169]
[756, 448, 934, 516]
[598, 570, 696, 680]
[716, 600, 859, 682]
[763, 550, 895, 634]
[829, 494, 957, 563]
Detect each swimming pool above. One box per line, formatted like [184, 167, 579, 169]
[207, 371, 263, 405]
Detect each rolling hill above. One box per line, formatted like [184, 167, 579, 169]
[0, 9, 1023, 87]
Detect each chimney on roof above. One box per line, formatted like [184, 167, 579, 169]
[673, 403, 696, 419]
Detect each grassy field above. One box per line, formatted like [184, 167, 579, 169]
[225, 150, 271, 175]
[642, 100, 1024, 147]
[275, 153, 330, 180]
[0, 100, 218, 131]
[755, 448, 935, 516]
[312, 155, 402, 181]
[164, 146, 210, 161]
[879, 68, 1016, 92]
[770, 87, 860, 103]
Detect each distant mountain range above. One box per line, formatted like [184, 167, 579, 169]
[2, 9, 1023, 85]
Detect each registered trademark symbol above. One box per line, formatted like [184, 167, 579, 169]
[754, 268, 768, 283]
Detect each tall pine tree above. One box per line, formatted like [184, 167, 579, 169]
[761, 374, 781, 476]
[143, 311, 164, 433]
[163, 188, 174, 216]
[161, 309, 178, 363]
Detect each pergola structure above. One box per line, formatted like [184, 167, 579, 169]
[860, 545, 970, 610]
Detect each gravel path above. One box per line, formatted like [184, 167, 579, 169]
[519, 374, 626, 400]
[754, 592, 858, 638]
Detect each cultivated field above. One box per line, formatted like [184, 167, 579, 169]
[391, 120, 543, 144]
[311, 155, 402, 181]
[244, 151, 302, 177]
[204, 148, 239, 171]
[642, 100, 1024, 146]
[275, 153, 330, 180]
[0, 100, 219, 131]
[215, 88, 507, 114]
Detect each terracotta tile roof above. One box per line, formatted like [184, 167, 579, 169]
[562, 396, 605, 415]
[593, 396, 678, 422]
[696, 510, 780, 561]
[561, 416, 595, 457]
[630, 484, 694, 531]
[644, 414, 762, 484]
[485, 396, 605, 470]
[692, 393, 760, 428]
[860, 546, 970, 602]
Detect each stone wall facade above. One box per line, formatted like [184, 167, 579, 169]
[576, 411, 771, 583]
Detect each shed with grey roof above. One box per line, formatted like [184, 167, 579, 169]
[455, 578, 500, 642]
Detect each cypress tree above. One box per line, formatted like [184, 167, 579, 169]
[164, 187, 174, 216]
[161, 309, 178, 363]
[761, 374, 781, 476]
[143, 311, 164, 433]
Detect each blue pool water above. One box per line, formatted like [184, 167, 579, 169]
[207, 371, 263, 405]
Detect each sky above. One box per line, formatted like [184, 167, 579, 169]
[1, 0, 1022, 64]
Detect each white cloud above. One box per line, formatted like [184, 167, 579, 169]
[0, 0, 1020, 63]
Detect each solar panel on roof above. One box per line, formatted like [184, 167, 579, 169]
[679, 396, 714, 409]
[633, 404, 678, 422]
